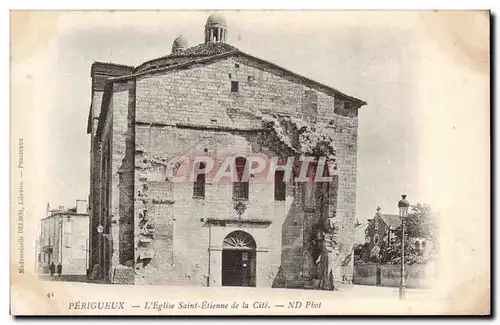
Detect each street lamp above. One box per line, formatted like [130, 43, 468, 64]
[97, 224, 112, 239]
[398, 194, 410, 300]
[96, 224, 112, 280]
[97, 224, 104, 279]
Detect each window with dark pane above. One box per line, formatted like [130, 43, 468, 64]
[274, 170, 286, 201]
[231, 81, 239, 93]
[302, 162, 317, 211]
[233, 157, 249, 200]
[193, 162, 206, 198]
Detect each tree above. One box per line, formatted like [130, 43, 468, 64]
[385, 203, 437, 264]
[405, 203, 437, 242]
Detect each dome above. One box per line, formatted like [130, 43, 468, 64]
[206, 13, 227, 27]
[172, 35, 188, 53]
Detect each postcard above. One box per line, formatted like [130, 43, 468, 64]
[10, 10, 490, 315]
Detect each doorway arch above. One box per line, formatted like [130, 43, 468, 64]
[221, 231, 257, 287]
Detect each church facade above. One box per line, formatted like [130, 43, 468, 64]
[87, 13, 366, 287]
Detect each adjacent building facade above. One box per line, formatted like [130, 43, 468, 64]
[38, 200, 89, 275]
[359, 207, 432, 263]
[363, 207, 401, 262]
[87, 13, 366, 287]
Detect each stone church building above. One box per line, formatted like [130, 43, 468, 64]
[87, 13, 366, 287]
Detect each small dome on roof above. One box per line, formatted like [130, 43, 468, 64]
[172, 35, 188, 53]
[206, 13, 227, 27]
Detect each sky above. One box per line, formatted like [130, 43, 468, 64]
[13, 11, 456, 222]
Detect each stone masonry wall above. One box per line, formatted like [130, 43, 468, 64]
[332, 99, 358, 284]
[61, 216, 89, 275]
[133, 127, 304, 287]
[89, 62, 135, 281]
[89, 90, 103, 273]
[133, 56, 359, 287]
[109, 81, 136, 282]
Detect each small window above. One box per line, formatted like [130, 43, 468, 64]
[235, 63, 240, 68]
[231, 81, 239, 93]
[415, 241, 421, 252]
[228, 73, 232, 79]
[233, 157, 249, 200]
[374, 219, 379, 230]
[64, 220, 72, 234]
[302, 165, 316, 211]
[274, 171, 286, 201]
[193, 162, 206, 199]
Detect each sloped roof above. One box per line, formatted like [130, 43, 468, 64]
[119, 43, 366, 106]
[40, 209, 88, 222]
[134, 42, 238, 73]
[95, 42, 367, 138]
[380, 214, 402, 229]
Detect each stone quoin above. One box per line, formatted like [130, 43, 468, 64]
[86, 13, 366, 288]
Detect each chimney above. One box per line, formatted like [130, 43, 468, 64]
[76, 200, 87, 214]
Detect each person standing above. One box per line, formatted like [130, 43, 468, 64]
[49, 262, 55, 276]
[56, 263, 62, 277]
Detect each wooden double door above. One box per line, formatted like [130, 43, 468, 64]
[221, 249, 256, 287]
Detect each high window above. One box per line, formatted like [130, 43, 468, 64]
[193, 162, 206, 198]
[231, 81, 239, 93]
[233, 157, 249, 200]
[274, 171, 286, 201]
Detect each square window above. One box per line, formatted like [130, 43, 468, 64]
[303, 182, 316, 211]
[274, 171, 286, 201]
[193, 162, 206, 199]
[231, 81, 239, 93]
[235, 63, 240, 68]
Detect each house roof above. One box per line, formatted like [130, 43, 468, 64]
[87, 62, 135, 134]
[95, 42, 367, 138]
[117, 43, 367, 107]
[40, 210, 88, 222]
[379, 214, 402, 229]
[134, 42, 238, 73]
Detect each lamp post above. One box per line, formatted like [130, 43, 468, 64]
[97, 224, 104, 279]
[97, 224, 112, 279]
[398, 194, 410, 300]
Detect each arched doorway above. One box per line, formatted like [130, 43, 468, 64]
[222, 231, 256, 287]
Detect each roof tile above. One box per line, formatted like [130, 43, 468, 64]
[380, 214, 402, 229]
[134, 42, 238, 73]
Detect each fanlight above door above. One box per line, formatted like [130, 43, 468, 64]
[223, 231, 256, 250]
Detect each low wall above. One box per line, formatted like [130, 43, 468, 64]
[352, 263, 378, 286]
[353, 262, 436, 288]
